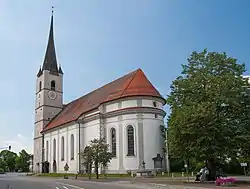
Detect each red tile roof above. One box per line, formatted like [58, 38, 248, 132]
[42, 68, 165, 132]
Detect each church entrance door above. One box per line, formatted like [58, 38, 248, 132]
[44, 161, 50, 173]
[53, 160, 57, 173]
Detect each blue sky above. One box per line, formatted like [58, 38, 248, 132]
[0, 0, 249, 153]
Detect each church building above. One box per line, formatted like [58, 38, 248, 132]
[33, 12, 168, 174]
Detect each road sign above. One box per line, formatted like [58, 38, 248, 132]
[64, 163, 69, 171]
[240, 163, 247, 167]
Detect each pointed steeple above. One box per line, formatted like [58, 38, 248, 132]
[41, 7, 62, 74]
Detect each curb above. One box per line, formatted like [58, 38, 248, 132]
[147, 183, 209, 189]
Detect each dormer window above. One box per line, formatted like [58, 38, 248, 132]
[51, 80, 56, 91]
[153, 101, 157, 107]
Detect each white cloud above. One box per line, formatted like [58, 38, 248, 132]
[0, 133, 33, 154]
[17, 133, 28, 140]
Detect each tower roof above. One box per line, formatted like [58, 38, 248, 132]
[41, 9, 61, 74]
[42, 68, 165, 132]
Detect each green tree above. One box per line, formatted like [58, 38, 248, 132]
[167, 49, 248, 180]
[15, 150, 31, 172]
[0, 158, 7, 172]
[81, 138, 113, 179]
[0, 150, 17, 172]
[81, 146, 93, 179]
[233, 78, 250, 164]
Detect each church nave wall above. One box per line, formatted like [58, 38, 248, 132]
[142, 113, 165, 171]
[81, 119, 100, 150]
[104, 109, 165, 173]
[103, 97, 164, 114]
[43, 124, 78, 173]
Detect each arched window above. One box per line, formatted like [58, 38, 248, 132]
[153, 101, 157, 107]
[127, 125, 135, 156]
[111, 128, 116, 157]
[61, 137, 65, 161]
[51, 80, 56, 90]
[70, 134, 74, 160]
[39, 81, 42, 91]
[46, 141, 49, 161]
[53, 139, 56, 161]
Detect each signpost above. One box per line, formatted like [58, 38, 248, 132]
[240, 163, 247, 176]
[184, 162, 189, 181]
[64, 163, 69, 179]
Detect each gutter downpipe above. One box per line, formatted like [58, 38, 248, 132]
[78, 121, 81, 174]
[42, 134, 44, 173]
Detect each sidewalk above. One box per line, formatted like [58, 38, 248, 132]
[68, 176, 250, 189]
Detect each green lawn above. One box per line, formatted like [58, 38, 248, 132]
[37, 173, 132, 178]
[37, 172, 192, 178]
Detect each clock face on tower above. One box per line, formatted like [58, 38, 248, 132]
[48, 90, 57, 100]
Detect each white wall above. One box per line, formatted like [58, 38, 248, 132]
[143, 114, 165, 170]
[43, 96, 166, 173]
[44, 124, 78, 173]
[81, 119, 100, 149]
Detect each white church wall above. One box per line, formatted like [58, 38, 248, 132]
[122, 117, 138, 171]
[101, 97, 166, 173]
[142, 113, 165, 170]
[81, 119, 100, 149]
[42, 96, 166, 174]
[58, 128, 67, 173]
[121, 100, 137, 109]
[105, 121, 119, 172]
[43, 124, 78, 174]
[67, 125, 78, 173]
[142, 99, 163, 109]
[105, 102, 118, 112]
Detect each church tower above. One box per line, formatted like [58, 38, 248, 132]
[33, 9, 63, 173]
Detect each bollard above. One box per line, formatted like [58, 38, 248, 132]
[191, 172, 194, 177]
[131, 172, 133, 177]
[172, 173, 174, 178]
[182, 172, 184, 177]
[162, 172, 164, 176]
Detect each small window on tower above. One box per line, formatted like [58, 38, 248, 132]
[39, 81, 42, 91]
[51, 80, 56, 90]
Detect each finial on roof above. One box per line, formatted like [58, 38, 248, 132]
[52, 6, 54, 15]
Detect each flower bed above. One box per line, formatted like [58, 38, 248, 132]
[216, 177, 236, 186]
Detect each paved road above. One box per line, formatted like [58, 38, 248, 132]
[0, 173, 163, 189]
[1, 173, 250, 189]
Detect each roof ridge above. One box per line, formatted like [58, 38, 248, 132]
[63, 69, 140, 106]
[42, 68, 165, 132]
[119, 69, 139, 97]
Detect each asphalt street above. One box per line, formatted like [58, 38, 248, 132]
[1, 173, 250, 189]
[0, 173, 159, 189]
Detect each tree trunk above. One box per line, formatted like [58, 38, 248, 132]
[95, 161, 99, 179]
[88, 163, 92, 179]
[207, 158, 216, 181]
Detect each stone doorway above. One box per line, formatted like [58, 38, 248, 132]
[52, 160, 57, 173]
[43, 161, 50, 173]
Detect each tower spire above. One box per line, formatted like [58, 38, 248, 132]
[41, 6, 61, 74]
